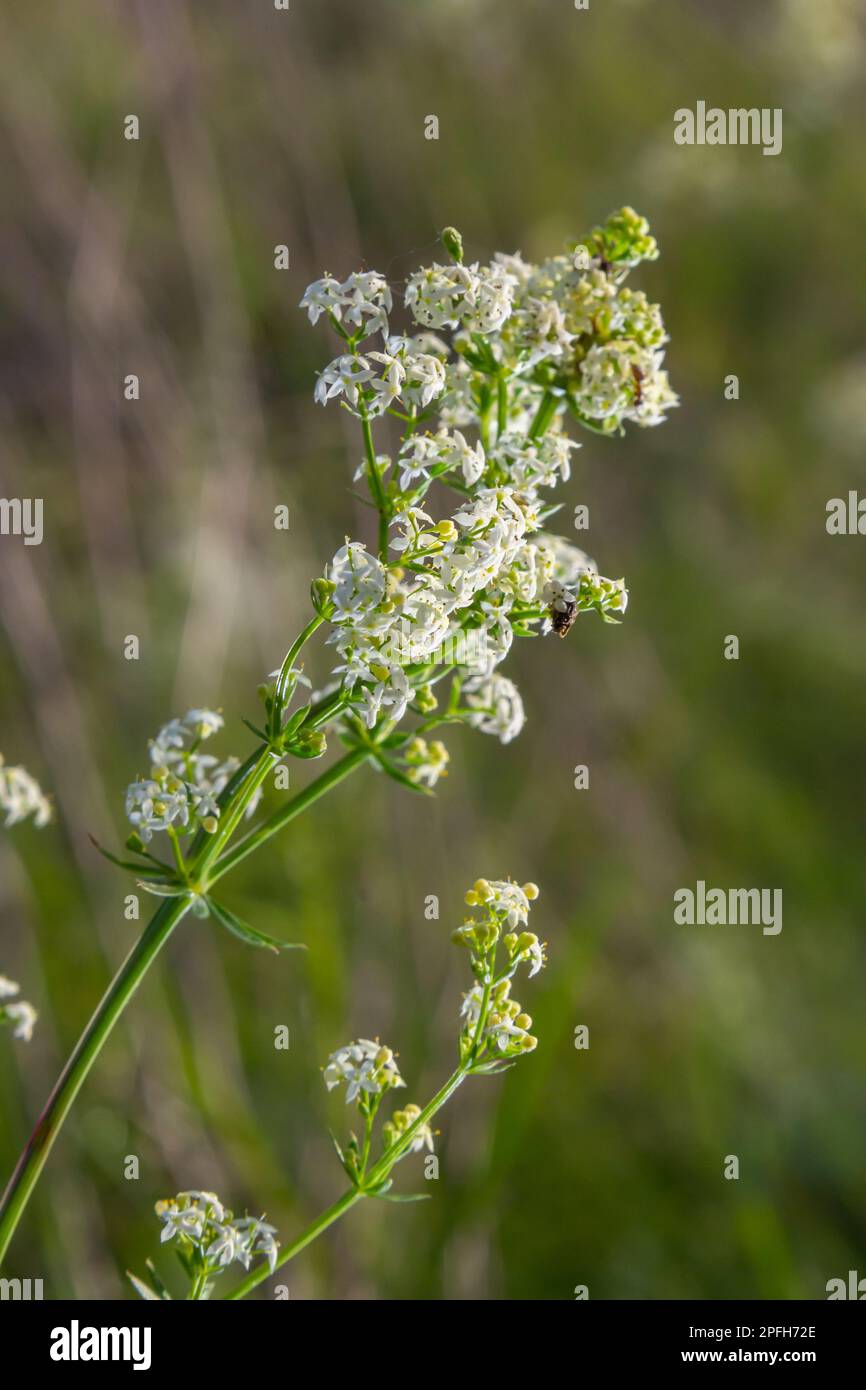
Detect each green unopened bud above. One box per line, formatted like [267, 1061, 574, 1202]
[311, 577, 335, 617]
[414, 683, 438, 715]
[298, 729, 327, 758]
[201, 816, 219, 834]
[441, 226, 464, 264]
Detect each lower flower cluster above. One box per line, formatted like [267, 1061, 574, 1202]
[130, 1190, 278, 1299]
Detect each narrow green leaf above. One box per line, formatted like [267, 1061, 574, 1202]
[371, 1191, 433, 1203]
[88, 834, 172, 878]
[136, 880, 191, 899]
[206, 897, 306, 954]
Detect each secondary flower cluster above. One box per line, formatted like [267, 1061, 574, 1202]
[124, 709, 261, 844]
[454, 878, 547, 1065]
[323, 1038, 406, 1104]
[323, 874, 547, 1195]
[0, 975, 37, 1042]
[0, 754, 51, 829]
[129, 1190, 279, 1300]
[300, 210, 672, 771]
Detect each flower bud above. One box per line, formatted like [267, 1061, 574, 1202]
[415, 684, 438, 715]
[441, 226, 464, 265]
[522, 882, 540, 901]
[311, 577, 336, 617]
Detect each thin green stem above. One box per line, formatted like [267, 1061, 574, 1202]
[360, 415, 389, 559]
[228, 1064, 470, 1301]
[269, 613, 324, 741]
[167, 827, 188, 883]
[496, 374, 508, 440]
[0, 896, 190, 1264]
[0, 718, 369, 1264]
[208, 746, 371, 886]
[527, 389, 557, 440]
[225, 1189, 364, 1300]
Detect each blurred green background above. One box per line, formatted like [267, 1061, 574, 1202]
[1, 0, 865, 1300]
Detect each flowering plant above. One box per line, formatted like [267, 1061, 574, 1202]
[0, 210, 675, 1281]
[130, 876, 547, 1299]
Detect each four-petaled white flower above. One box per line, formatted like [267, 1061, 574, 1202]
[323, 1038, 406, 1104]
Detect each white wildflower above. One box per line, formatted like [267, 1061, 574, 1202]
[0, 755, 52, 829]
[462, 672, 525, 744]
[1, 979, 38, 1043]
[314, 354, 375, 409]
[323, 1038, 406, 1104]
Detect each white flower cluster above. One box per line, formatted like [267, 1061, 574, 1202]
[156, 1190, 278, 1275]
[124, 709, 260, 843]
[0, 754, 51, 829]
[405, 259, 516, 333]
[301, 211, 671, 764]
[0, 975, 37, 1042]
[323, 1038, 406, 1105]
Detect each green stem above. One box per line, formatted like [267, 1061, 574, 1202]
[527, 389, 557, 440]
[496, 374, 508, 440]
[208, 746, 371, 886]
[226, 1189, 364, 1300]
[269, 613, 324, 741]
[0, 896, 190, 1264]
[228, 1064, 470, 1301]
[360, 415, 389, 559]
[0, 744, 370, 1265]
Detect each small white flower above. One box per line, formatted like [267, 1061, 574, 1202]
[2, 999, 37, 1042]
[0, 755, 52, 829]
[314, 354, 375, 408]
[299, 275, 344, 326]
[323, 1038, 405, 1103]
[462, 673, 525, 745]
[328, 540, 388, 619]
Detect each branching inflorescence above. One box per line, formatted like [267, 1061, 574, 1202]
[0, 209, 675, 1285]
[132, 877, 547, 1299]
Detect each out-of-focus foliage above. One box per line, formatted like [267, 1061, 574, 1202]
[1, 0, 864, 1299]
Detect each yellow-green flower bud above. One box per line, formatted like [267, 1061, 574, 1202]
[441, 226, 464, 264]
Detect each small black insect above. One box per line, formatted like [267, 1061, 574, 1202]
[550, 598, 578, 638]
